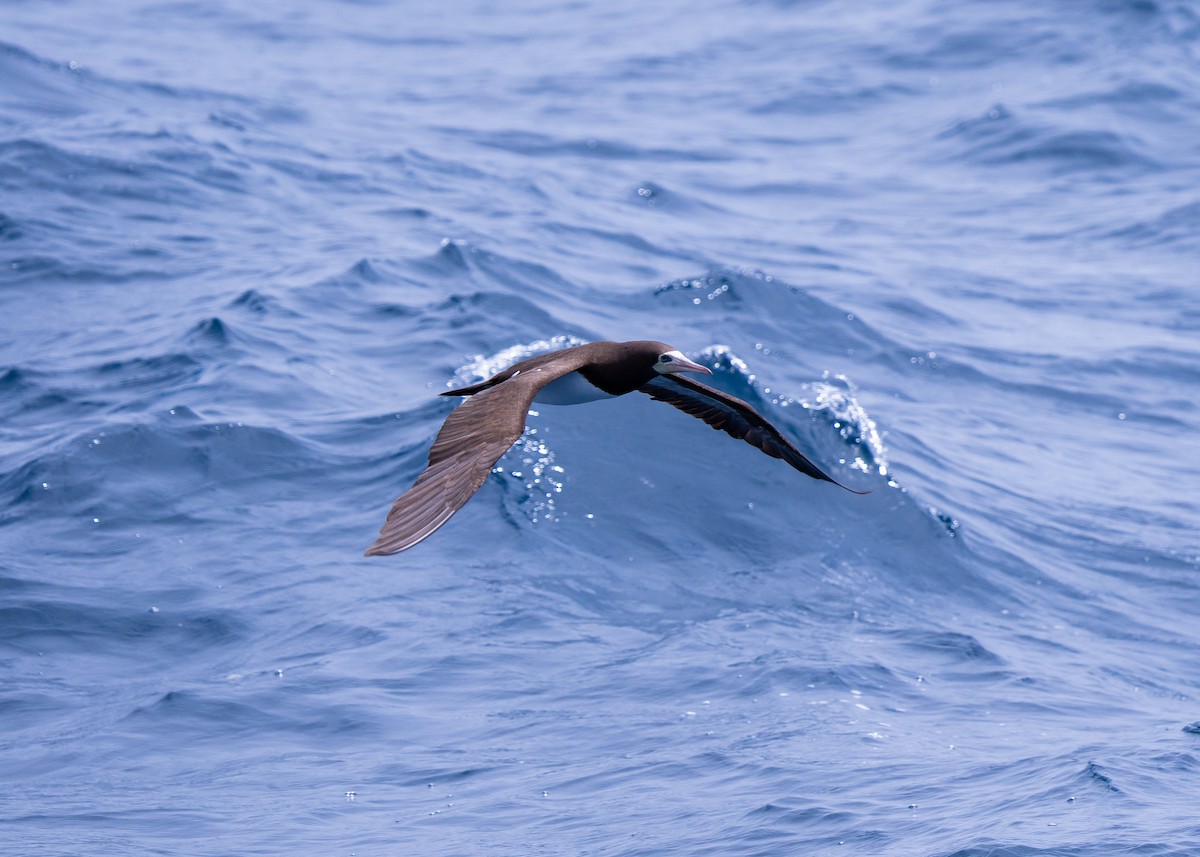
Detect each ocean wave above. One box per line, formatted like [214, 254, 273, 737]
[933, 103, 1158, 172]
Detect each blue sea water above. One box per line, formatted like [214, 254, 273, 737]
[2, 0, 1200, 853]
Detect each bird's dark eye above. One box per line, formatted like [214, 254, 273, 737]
[659, 354, 672, 363]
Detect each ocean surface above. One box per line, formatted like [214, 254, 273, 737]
[2, 0, 1199, 854]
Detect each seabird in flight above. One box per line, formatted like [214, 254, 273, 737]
[365, 340, 864, 556]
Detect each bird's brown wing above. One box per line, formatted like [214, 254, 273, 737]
[638, 374, 866, 493]
[366, 353, 593, 556]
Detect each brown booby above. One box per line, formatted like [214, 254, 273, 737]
[365, 340, 864, 556]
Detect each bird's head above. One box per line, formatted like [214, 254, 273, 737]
[652, 347, 713, 376]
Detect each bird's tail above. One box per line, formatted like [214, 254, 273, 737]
[440, 380, 493, 397]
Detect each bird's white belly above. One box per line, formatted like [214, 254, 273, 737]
[533, 370, 615, 405]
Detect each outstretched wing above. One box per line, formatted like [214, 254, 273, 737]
[638, 374, 866, 493]
[365, 373, 547, 556]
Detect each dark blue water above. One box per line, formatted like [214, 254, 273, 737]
[3, 1, 1199, 853]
